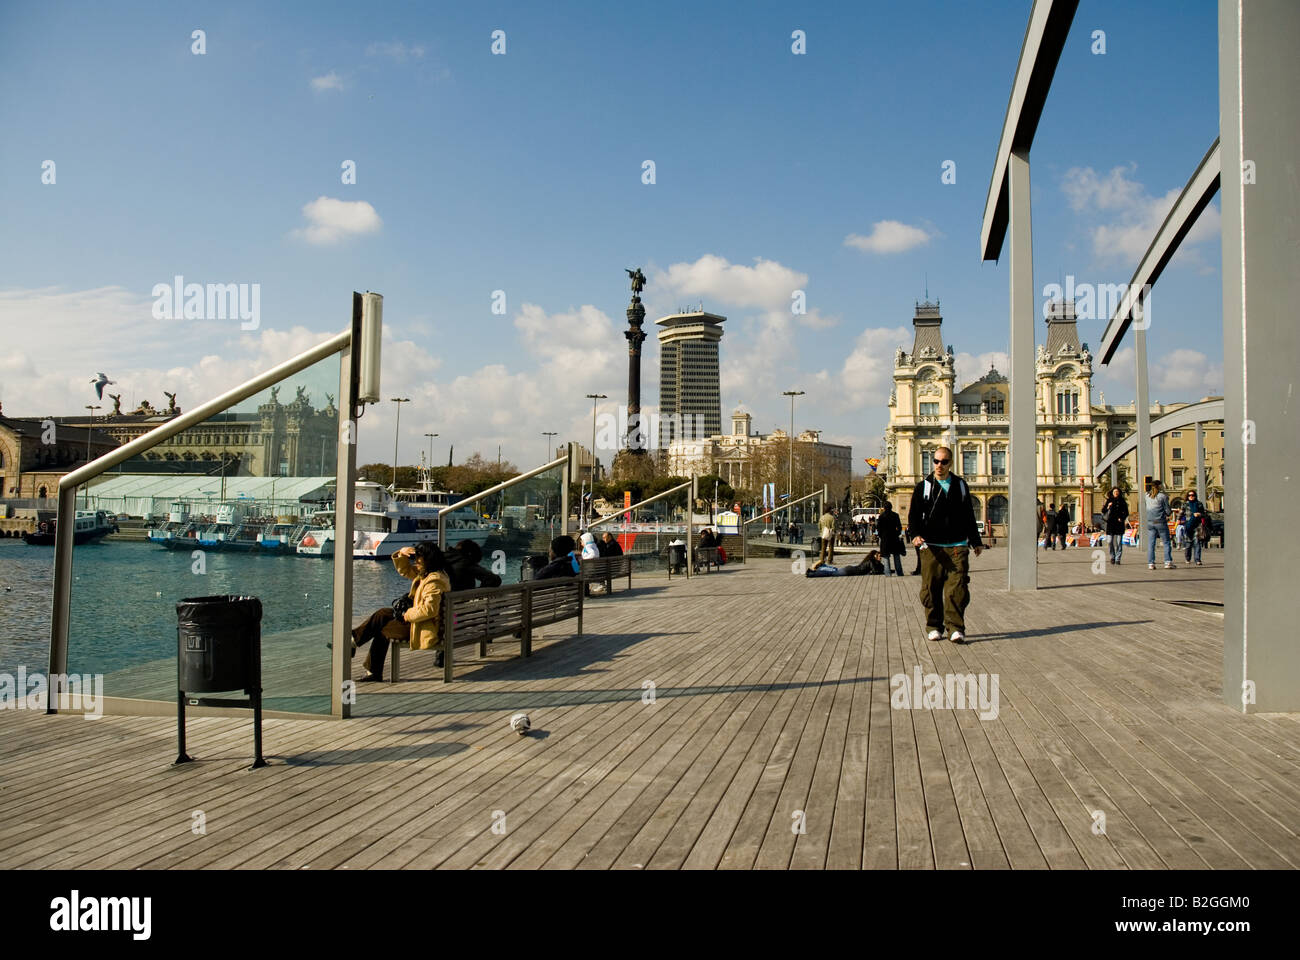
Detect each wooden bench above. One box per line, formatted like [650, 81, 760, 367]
[388, 577, 583, 683]
[580, 553, 633, 594]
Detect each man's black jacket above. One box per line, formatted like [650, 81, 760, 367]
[905, 473, 984, 548]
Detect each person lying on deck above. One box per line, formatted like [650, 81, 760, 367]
[805, 550, 886, 578]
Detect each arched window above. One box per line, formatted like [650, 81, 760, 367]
[0, 449, 5, 468]
[38, 486, 48, 499]
[970, 496, 983, 520]
[988, 495, 1008, 525]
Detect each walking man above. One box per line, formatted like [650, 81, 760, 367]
[1054, 503, 1071, 550]
[1102, 486, 1128, 564]
[1044, 503, 1058, 549]
[1145, 479, 1176, 569]
[818, 506, 836, 565]
[1180, 489, 1208, 566]
[907, 445, 983, 643]
[876, 500, 906, 577]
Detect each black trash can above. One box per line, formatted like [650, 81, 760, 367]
[519, 554, 546, 582]
[174, 595, 266, 769]
[667, 542, 686, 574]
[177, 595, 262, 692]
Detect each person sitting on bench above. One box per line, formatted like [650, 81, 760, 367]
[352, 541, 451, 679]
[447, 538, 502, 591]
[535, 535, 580, 579]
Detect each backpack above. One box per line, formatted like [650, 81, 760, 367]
[922, 476, 967, 505]
[1197, 514, 1212, 542]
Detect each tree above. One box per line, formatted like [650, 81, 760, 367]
[864, 474, 888, 507]
[696, 474, 736, 508]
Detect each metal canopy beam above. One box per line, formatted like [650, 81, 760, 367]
[979, 0, 1079, 262]
[1098, 138, 1222, 365]
[979, 0, 1076, 592]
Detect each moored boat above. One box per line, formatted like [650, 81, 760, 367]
[22, 510, 117, 546]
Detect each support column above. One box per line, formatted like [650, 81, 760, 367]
[1134, 322, 1153, 540]
[1195, 422, 1206, 503]
[1219, 0, 1300, 711]
[1007, 149, 1037, 590]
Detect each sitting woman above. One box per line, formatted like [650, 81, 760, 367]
[805, 550, 885, 578]
[351, 541, 451, 679]
[401, 540, 453, 670]
[349, 545, 422, 681]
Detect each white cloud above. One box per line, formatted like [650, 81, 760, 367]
[310, 71, 346, 92]
[654, 254, 807, 311]
[1061, 164, 1145, 212]
[1061, 165, 1221, 266]
[366, 41, 425, 61]
[1095, 345, 1221, 400]
[953, 351, 1010, 389]
[655, 252, 837, 343]
[291, 196, 382, 245]
[838, 326, 911, 409]
[844, 220, 932, 255]
[1152, 349, 1223, 396]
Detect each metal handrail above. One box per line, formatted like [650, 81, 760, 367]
[588, 477, 697, 576]
[57, 330, 351, 490]
[436, 453, 568, 549]
[741, 486, 826, 526]
[586, 479, 692, 530]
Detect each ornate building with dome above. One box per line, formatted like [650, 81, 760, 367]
[885, 300, 1141, 535]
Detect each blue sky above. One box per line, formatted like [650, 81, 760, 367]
[0, 0, 1224, 472]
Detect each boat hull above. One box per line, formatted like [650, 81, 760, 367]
[23, 527, 113, 546]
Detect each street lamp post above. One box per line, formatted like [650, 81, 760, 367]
[83, 405, 100, 508]
[585, 393, 607, 484]
[542, 431, 558, 463]
[424, 432, 439, 472]
[782, 390, 804, 525]
[389, 397, 410, 487]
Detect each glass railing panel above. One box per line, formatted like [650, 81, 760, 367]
[63, 356, 341, 715]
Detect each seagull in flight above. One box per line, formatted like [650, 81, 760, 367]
[90, 373, 116, 399]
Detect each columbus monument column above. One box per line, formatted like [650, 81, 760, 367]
[624, 267, 647, 453]
[612, 267, 656, 486]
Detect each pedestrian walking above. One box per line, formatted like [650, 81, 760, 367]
[1102, 487, 1128, 564]
[1180, 490, 1209, 566]
[818, 506, 836, 565]
[1055, 504, 1071, 550]
[1044, 503, 1058, 549]
[906, 445, 983, 643]
[1145, 480, 1176, 569]
[876, 501, 906, 576]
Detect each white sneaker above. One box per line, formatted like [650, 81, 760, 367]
[1149, 563, 1156, 570]
[926, 629, 942, 641]
[1164, 562, 1176, 569]
[950, 631, 965, 644]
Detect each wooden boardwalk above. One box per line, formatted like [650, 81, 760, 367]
[2, 548, 1297, 869]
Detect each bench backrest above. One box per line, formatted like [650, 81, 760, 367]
[528, 577, 583, 627]
[580, 554, 631, 578]
[442, 577, 581, 646]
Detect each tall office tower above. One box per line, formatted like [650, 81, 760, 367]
[656, 310, 725, 448]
